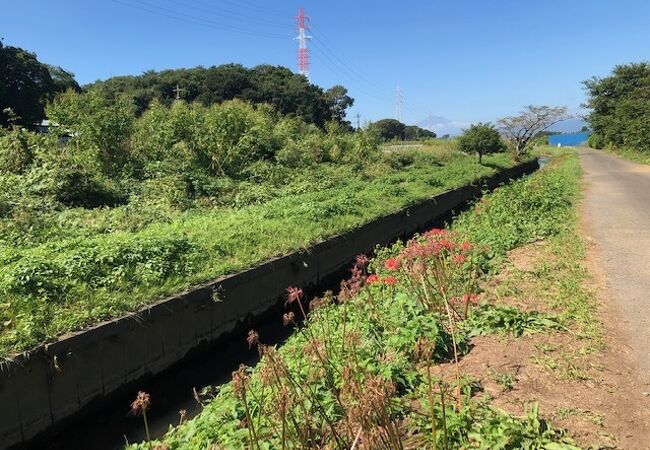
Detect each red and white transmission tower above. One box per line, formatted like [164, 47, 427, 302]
[295, 8, 311, 81]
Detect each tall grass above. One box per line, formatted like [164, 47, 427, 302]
[126, 151, 583, 450]
[0, 151, 514, 356]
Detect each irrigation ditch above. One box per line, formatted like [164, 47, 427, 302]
[3, 159, 539, 450]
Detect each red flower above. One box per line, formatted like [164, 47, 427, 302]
[286, 286, 303, 304]
[384, 258, 400, 271]
[367, 274, 380, 284]
[453, 254, 466, 264]
[439, 239, 455, 250]
[460, 241, 473, 251]
[463, 293, 480, 304]
[382, 276, 398, 285]
[355, 254, 369, 268]
[425, 228, 447, 237]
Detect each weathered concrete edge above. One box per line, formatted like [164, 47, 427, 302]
[0, 160, 539, 448]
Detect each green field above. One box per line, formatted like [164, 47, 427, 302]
[0, 132, 516, 356]
[127, 150, 582, 450]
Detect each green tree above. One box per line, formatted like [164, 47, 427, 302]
[370, 118, 406, 141]
[0, 42, 79, 128]
[404, 125, 436, 140]
[86, 64, 349, 128]
[323, 85, 354, 123]
[583, 62, 650, 152]
[457, 123, 505, 163]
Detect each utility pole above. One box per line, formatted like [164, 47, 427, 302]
[173, 84, 184, 101]
[355, 112, 361, 130]
[295, 8, 311, 81]
[395, 85, 403, 122]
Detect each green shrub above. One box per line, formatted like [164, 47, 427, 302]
[587, 133, 604, 149]
[0, 127, 40, 173]
[202, 100, 278, 176]
[454, 153, 581, 263]
[46, 89, 135, 172]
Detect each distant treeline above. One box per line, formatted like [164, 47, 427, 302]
[584, 62, 650, 152]
[370, 118, 437, 141]
[86, 64, 354, 128]
[1, 42, 354, 129]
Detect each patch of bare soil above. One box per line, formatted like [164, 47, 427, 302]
[435, 236, 650, 449]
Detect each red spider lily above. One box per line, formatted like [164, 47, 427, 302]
[460, 241, 473, 252]
[286, 286, 303, 304]
[384, 258, 400, 271]
[131, 391, 151, 416]
[247, 330, 259, 349]
[350, 265, 363, 280]
[367, 274, 380, 284]
[354, 254, 369, 268]
[286, 285, 308, 321]
[452, 254, 466, 264]
[425, 228, 447, 237]
[382, 276, 398, 285]
[463, 293, 480, 304]
[438, 239, 455, 250]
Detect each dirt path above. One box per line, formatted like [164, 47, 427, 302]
[579, 148, 650, 373]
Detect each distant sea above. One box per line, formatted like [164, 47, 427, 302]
[548, 132, 590, 147]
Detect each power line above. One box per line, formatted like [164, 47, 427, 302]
[167, 0, 292, 29]
[112, 0, 290, 39]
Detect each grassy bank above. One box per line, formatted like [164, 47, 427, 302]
[0, 150, 515, 357]
[127, 151, 582, 449]
[603, 146, 650, 165]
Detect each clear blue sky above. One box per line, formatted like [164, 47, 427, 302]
[3, 0, 649, 129]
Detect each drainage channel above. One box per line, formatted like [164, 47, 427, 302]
[13, 208, 465, 450]
[9, 162, 539, 450]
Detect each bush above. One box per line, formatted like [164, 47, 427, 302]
[46, 89, 135, 172]
[0, 127, 40, 173]
[202, 100, 278, 176]
[587, 133, 604, 149]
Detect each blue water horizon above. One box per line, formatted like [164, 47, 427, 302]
[548, 131, 590, 147]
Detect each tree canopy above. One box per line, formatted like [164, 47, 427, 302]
[86, 64, 353, 128]
[583, 62, 650, 152]
[370, 119, 436, 141]
[457, 123, 504, 163]
[0, 42, 80, 127]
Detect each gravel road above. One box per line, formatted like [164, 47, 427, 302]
[579, 148, 650, 371]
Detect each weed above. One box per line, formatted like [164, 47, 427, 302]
[125, 153, 584, 450]
[491, 369, 518, 391]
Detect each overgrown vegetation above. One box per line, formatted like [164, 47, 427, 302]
[583, 62, 650, 157]
[87, 64, 354, 128]
[127, 151, 583, 449]
[0, 84, 520, 356]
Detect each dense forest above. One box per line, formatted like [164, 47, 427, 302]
[86, 64, 355, 128]
[584, 62, 650, 152]
[1, 42, 355, 129]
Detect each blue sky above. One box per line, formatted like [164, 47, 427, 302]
[3, 0, 649, 131]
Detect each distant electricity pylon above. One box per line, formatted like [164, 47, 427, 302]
[395, 85, 403, 121]
[295, 8, 311, 81]
[173, 84, 184, 101]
